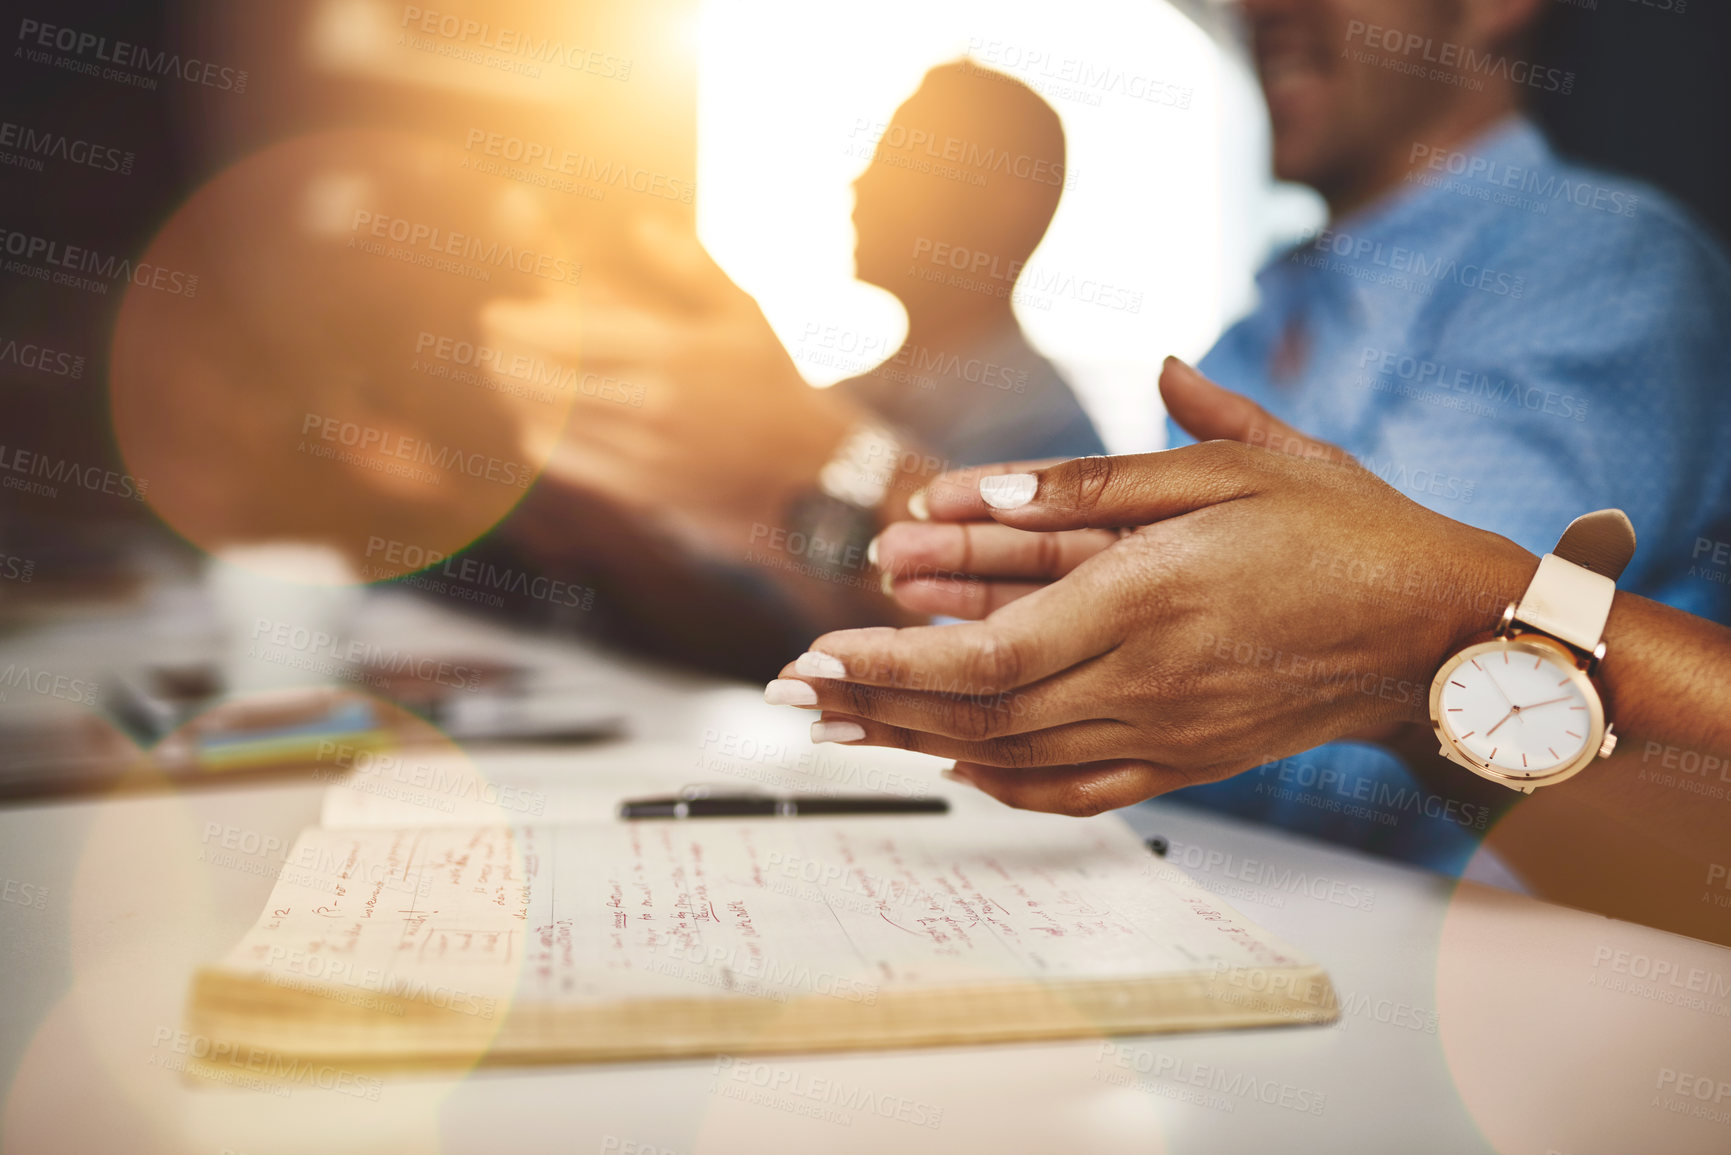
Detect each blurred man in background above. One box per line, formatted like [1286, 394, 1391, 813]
[481, 62, 1101, 676]
[1154, 0, 1731, 871]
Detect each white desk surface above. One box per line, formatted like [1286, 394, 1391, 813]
[2, 590, 1728, 1155]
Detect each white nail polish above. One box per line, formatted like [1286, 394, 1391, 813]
[866, 535, 881, 568]
[795, 651, 847, 679]
[906, 489, 930, 521]
[979, 473, 1037, 510]
[811, 720, 866, 744]
[763, 679, 818, 706]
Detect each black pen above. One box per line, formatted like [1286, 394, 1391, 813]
[619, 793, 950, 820]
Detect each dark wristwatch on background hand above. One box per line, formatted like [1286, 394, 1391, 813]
[781, 422, 904, 582]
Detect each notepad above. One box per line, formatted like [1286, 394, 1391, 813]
[187, 813, 1338, 1067]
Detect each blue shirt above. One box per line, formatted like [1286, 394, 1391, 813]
[1167, 117, 1731, 872]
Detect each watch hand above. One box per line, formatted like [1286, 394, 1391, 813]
[1516, 696, 1572, 711]
[1482, 668, 1522, 720]
[1486, 708, 1519, 736]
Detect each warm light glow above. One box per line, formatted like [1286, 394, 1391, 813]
[696, 0, 1305, 451]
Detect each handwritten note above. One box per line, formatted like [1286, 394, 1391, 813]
[216, 816, 1309, 1010]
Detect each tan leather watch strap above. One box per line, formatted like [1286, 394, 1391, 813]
[1553, 508, 1637, 580]
[1514, 510, 1636, 653]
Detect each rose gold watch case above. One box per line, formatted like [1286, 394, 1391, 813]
[1428, 633, 1608, 793]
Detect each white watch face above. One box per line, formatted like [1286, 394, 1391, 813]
[1435, 639, 1600, 778]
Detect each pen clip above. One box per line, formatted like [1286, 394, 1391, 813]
[677, 783, 768, 801]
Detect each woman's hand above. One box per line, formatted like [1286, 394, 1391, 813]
[766, 363, 1539, 815]
[873, 358, 1355, 618]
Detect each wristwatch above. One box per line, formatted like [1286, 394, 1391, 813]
[781, 421, 903, 581]
[1429, 509, 1636, 793]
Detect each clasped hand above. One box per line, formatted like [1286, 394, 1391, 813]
[765, 360, 1536, 815]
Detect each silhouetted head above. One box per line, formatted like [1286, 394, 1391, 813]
[852, 62, 1065, 316]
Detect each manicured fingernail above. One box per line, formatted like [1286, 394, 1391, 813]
[866, 535, 881, 568]
[811, 720, 866, 744]
[979, 473, 1037, 510]
[907, 488, 930, 521]
[763, 678, 818, 706]
[795, 650, 847, 679]
[940, 765, 975, 787]
[879, 570, 895, 597]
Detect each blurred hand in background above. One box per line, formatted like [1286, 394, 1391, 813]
[482, 215, 869, 562]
